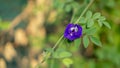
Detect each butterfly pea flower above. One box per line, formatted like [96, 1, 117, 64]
[64, 23, 82, 41]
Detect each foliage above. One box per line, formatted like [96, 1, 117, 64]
[42, 0, 112, 67]
[0, 0, 120, 68]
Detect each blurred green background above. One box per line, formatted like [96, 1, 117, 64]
[0, 0, 120, 68]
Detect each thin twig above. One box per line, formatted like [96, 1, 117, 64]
[52, 35, 64, 50]
[75, 0, 94, 24]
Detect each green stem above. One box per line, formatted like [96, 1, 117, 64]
[75, 0, 94, 24]
[52, 35, 64, 50]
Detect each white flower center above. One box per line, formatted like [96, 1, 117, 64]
[70, 26, 78, 32]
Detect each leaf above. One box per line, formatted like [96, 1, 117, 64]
[53, 48, 72, 58]
[45, 48, 53, 52]
[83, 27, 97, 35]
[65, 4, 72, 12]
[71, 2, 79, 9]
[52, 52, 59, 58]
[97, 20, 103, 27]
[79, 17, 86, 24]
[62, 58, 73, 67]
[83, 35, 89, 48]
[99, 16, 106, 21]
[90, 36, 102, 47]
[92, 12, 101, 19]
[87, 19, 94, 28]
[86, 11, 92, 19]
[103, 21, 111, 29]
[74, 38, 81, 49]
[52, 48, 64, 58]
[59, 51, 72, 58]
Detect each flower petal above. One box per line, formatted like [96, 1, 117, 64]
[64, 23, 82, 41]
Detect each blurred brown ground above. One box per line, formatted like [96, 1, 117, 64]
[0, 0, 52, 68]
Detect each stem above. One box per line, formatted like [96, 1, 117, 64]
[75, 0, 94, 24]
[52, 35, 64, 50]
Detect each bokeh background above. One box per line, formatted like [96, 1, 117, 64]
[0, 0, 120, 68]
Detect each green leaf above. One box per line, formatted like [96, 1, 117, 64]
[79, 17, 86, 24]
[52, 52, 59, 58]
[97, 20, 103, 27]
[86, 11, 92, 18]
[62, 58, 73, 67]
[83, 27, 97, 35]
[92, 12, 101, 19]
[83, 35, 89, 48]
[90, 36, 102, 47]
[45, 48, 53, 53]
[87, 19, 94, 28]
[59, 51, 72, 58]
[65, 4, 72, 12]
[74, 38, 81, 49]
[52, 48, 64, 58]
[53, 48, 72, 58]
[71, 2, 79, 9]
[103, 21, 111, 29]
[99, 16, 106, 21]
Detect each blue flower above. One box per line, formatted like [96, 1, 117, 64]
[64, 23, 82, 41]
